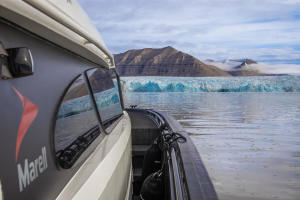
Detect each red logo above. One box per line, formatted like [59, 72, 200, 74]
[12, 87, 39, 162]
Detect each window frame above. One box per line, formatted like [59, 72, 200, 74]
[84, 67, 124, 134]
[111, 68, 124, 110]
[52, 73, 103, 169]
[52, 66, 124, 169]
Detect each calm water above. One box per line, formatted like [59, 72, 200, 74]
[124, 92, 300, 200]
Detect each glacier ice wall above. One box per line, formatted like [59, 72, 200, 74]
[121, 76, 300, 92]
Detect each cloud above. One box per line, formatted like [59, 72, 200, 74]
[204, 60, 300, 75]
[252, 63, 300, 74]
[77, 0, 300, 67]
[280, 0, 300, 4]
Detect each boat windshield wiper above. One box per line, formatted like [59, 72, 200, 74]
[56, 125, 100, 169]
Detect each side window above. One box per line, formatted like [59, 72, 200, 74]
[86, 68, 123, 127]
[54, 75, 102, 169]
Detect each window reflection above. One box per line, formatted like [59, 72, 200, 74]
[54, 75, 101, 168]
[86, 68, 123, 125]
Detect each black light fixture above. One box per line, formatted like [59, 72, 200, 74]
[6, 47, 34, 77]
[0, 41, 34, 79]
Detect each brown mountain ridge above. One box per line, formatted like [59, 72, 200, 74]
[114, 46, 232, 77]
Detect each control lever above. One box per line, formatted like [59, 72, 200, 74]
[162, 131, 187, 145]
[129, 105, 138, 108]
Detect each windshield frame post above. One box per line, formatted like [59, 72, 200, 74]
[112, 68, 125, 110]
[83, 70, 109, 135]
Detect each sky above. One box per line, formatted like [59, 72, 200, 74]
[77, 0, 300, 66]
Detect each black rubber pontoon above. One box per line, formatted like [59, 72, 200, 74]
[127, 108, 218, 200]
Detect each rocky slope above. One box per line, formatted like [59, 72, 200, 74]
[114, 46, 231, 77]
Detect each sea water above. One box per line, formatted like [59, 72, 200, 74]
[122, 76, 300, 200]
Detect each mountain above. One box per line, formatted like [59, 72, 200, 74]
[204, 59, 264, 76]
[227, 59, 261, 76]
[221, 59, 257, 69]
[114, 46, 231, 77]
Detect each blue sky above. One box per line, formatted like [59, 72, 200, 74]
[78, 0, 300, 65]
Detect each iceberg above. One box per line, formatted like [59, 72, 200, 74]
[121, 76, 300, 92]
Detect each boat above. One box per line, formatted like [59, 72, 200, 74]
[0, 0, 218, 199]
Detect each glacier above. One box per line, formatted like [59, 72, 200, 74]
[121, 76, 300, 92]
